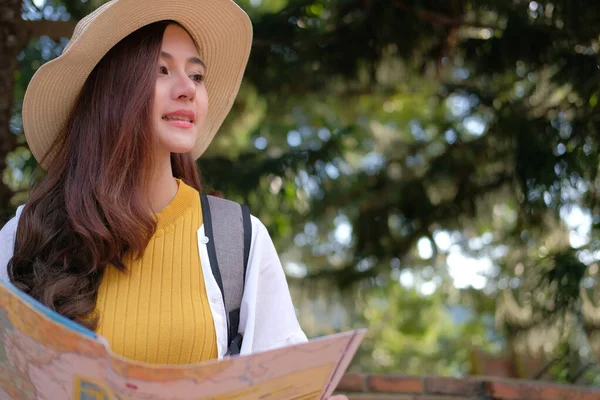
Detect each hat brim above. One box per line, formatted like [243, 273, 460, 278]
[22, 0, 253, 170]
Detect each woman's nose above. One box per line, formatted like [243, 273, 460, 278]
[172, 73, 195, 101]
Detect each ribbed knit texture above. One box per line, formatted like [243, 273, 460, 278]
[95, 180, 218, 364]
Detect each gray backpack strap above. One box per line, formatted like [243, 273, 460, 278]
[200, 194, 252, 356]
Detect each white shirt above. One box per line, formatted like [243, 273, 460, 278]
[0, 205, 307, 359]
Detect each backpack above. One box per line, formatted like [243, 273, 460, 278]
[199, 194, 252, 356]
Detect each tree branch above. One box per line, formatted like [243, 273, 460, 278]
[23, 0, 44, 15]
[532, 355, 565, 379]
[572, 362, 599, 384]
[395, 0, 496, 29]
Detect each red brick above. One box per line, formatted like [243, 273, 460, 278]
[337, 373, 367, 392]
[581, 389, 600, 400]
[486, 379, 600, 400]
[538, 384, 600, 400]
[424, 376, 486, 397]
[486, 380, 529, 400]
[339, 374, 600, 400]
[486, 379, 536, 399]
[368, 375, 424, 394]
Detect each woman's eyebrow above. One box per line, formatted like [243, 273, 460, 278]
[160, 51, 206, 70]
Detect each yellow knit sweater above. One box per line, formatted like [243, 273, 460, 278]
[95, 180, 218, 364]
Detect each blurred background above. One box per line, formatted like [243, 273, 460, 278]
[1, 0, 600, 386]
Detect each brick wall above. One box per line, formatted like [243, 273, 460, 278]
[334, 373, 600, 399]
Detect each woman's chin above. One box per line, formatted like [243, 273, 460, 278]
[169, 146, 195, 154]
[158, 141, 197, 155]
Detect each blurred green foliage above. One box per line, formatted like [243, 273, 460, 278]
[3, 0, 600, 384]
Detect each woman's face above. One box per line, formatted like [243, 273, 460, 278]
[153, 24, 208, 156]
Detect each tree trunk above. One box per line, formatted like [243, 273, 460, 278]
[0, 6, 77, 225]
[0, 0, 23, 221]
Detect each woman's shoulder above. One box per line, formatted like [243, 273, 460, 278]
[0, 205, 25, 281]
[248, 214, 277, 248]
[245, 213, 288, 276]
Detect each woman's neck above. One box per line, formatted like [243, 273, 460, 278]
[148, 153, 179, 213]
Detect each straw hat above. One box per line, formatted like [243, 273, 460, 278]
[22, 0, 253, 170]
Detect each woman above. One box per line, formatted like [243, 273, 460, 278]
[0, 0, 349, 396]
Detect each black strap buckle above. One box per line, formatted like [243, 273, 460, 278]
[225, 333, 244, 356]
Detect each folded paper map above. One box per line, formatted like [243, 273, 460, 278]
[0, 280, 365, 400]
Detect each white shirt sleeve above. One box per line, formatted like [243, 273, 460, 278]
[238, 216, 308, 355]
[0, 206, 23, 282]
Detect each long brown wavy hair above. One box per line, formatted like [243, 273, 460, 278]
[8, 21, 202, 331]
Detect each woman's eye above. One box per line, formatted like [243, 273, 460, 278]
[159, 66, 168, 74]
[191, 74, 205, 82]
